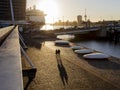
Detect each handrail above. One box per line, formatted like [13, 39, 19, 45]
[0, 26, 14, 45]
[21, 46, 35, 68]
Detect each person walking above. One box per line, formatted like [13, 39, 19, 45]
[56, 49, 58, 55]
[58, 49, 61, 55]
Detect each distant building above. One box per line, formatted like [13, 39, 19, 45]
[0, 0, 26, 23]
[77, 15, 82, 26]
[26, 5, 45, 25]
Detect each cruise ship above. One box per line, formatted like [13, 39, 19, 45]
[25, 5, 46, 31]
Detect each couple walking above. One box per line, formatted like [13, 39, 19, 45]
[56, 49, 61, 55]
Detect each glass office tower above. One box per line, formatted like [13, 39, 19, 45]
[0, 0, 26, 21]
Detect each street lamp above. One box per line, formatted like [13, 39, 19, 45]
[10, 0, 15, 24]
[63, 16, 65, 28]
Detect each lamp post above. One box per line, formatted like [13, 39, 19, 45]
[63, 16, 64, 29]
[84, 9, 87, 28]
[10, 0, 15, 24]
[53, 17, 54, 30]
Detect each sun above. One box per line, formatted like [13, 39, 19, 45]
[37, 0, 59, 23]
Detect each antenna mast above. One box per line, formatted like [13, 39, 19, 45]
[84, 9, 87, 22]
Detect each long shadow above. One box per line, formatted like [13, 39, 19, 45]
[86, 59, 120, 70]
[25, 39, 42, 49]
[56, 54, 68, 86]
[21, 33, 43, 50]
[55, 44, 70, 47]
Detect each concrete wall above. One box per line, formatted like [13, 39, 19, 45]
[0, 26, 23, 90]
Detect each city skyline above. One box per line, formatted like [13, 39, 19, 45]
[27, 0, 120, 23]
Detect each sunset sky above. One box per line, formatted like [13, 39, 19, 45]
[27, 0, 120, 23]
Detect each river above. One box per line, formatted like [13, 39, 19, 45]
[41, 25, 120, 58]
[40, 24, 74, 30]
[57, 34, 120, 59]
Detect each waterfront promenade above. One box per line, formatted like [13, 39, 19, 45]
[22, 37, 120, 90]
[0, 26, 23, 90]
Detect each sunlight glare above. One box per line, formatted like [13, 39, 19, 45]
[37, 0, 59, 23]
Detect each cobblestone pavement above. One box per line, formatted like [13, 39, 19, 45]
[22, 41, 120, 90]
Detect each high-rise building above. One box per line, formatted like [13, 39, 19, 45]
[77, 15, 82, 26]
[0, 0, 26, 23]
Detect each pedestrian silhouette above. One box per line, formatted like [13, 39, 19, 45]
[58, 49, 61, 55]
[55, 49, 58, 54]
[56, 49, 68, 86]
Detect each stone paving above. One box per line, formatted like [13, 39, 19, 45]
[22, 40, 120, 90]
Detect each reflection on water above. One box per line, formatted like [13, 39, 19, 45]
[57, 34, 120, 58]
[57, 35, 75, 41]
[41, 25, 54, 30]
[40, 25, 74, 30]
[77, 40, 120, 58]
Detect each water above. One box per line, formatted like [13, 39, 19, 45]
[57, 35, 75, 41]
[40, 24, 74, 30]
[77, 40, 120, 58]
[40, 25, 120, 59]
[58, 35, 120, 58]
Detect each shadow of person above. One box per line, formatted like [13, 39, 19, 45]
[56, 54, 68, 86]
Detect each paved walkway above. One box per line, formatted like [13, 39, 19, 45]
[22, 40, 120, 90]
